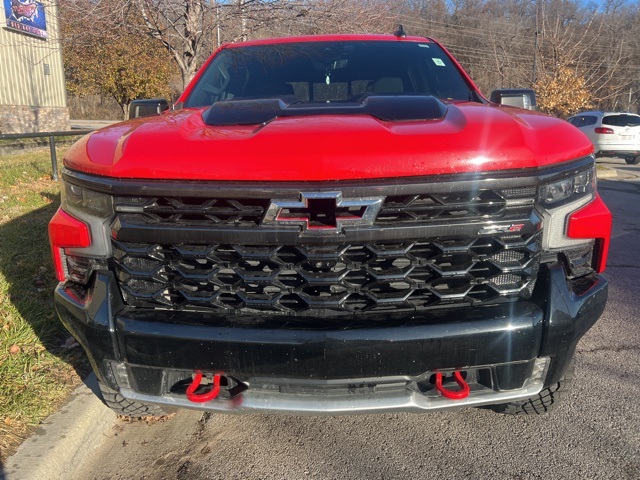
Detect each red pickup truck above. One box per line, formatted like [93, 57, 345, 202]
[49, 34, 611, 417]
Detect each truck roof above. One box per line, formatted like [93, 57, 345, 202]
[222, 34, 433, 49]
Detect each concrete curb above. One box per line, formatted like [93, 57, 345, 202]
[596, 166, 618, 179]
[4, 374, 116, 480]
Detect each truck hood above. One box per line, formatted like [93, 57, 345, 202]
[64, 102, 593, 181]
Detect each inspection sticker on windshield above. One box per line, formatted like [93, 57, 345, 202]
[432, 58, 446, 67]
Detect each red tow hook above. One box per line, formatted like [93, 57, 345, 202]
[186, 372, 222, 403]
[435, 371, 470, 400]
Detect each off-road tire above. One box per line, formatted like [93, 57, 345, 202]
[625, 156, 640, 165]
[490, 359, 575, 415]
[98, 381, 167, 418]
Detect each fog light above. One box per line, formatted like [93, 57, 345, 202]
[65, 254, 96, 285]
[561, 242, 595, 278]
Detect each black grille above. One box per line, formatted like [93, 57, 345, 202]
[115, 196, 269, 227]
[378, 190, 511, 224]
[112, 233, 541, 316]
[113, 186, 534, 228]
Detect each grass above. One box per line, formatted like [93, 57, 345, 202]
[0, 147, 89, 462]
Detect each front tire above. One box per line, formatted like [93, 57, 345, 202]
[490, 359, 574, 415]
[98, 381, 168, 418]
[625, 156, 640, 165]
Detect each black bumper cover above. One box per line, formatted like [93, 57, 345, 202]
[55, 263, 608, 411]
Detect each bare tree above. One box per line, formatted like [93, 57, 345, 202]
[131, 0, 213, 88]
[60, 0, 174, 119]
[68, 0, 295, 90]
[279, 0, 397, 36]
[58, 0, 640, 115]
[394, 0, 640, 115]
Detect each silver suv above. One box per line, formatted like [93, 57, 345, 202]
[567, 111, 640, 164]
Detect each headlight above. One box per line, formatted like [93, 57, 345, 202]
[537, 159, 610, 276]
[62, 181, 113, 217]
[539, 168, 595, 207]
[539, 162, 596, 252]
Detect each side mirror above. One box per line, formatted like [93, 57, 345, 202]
[128, 99, 170, 119]
[490, 89, 537, 111]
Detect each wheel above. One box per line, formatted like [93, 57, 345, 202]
[490, 359, 574, 415]
[625, 156, 640, 165]
[98, 381, 168, 418]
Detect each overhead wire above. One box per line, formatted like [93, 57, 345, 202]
[396, 13, 637, 60]
[394, 19, 640, 79]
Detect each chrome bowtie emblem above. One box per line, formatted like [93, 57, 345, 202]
[263, 192, 384, 233]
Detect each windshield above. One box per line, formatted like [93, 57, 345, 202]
[185, 41, 475, 108]
[602, 114, 640, 128]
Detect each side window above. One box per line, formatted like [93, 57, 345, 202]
[572, 115, 596, 127]
[186, 52, 240, 107]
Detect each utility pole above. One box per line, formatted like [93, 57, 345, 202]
[532, 31, 539, 86]
[532, 0, 539, 87]
[216, 0, 221, 49]
[240, 0, 247, 42]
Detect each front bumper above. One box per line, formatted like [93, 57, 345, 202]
[595, 149, 640, 159]
[55, 263, 608, 414]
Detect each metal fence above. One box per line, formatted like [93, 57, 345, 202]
[0, 130, 93, 180]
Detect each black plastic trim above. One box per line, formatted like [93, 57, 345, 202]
[62, 156, 595, 199]
[201, 95, 448, 126]
[116, 306, 543, 379]
[111, 210, 542, 245]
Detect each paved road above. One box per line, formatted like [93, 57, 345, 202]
[71, 162, 640, 480]
[69, 119, 119, 131]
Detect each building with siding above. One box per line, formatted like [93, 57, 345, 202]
[0, 0, 68, 133]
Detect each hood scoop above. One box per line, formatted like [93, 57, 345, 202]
[202, 94, 448, 126]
